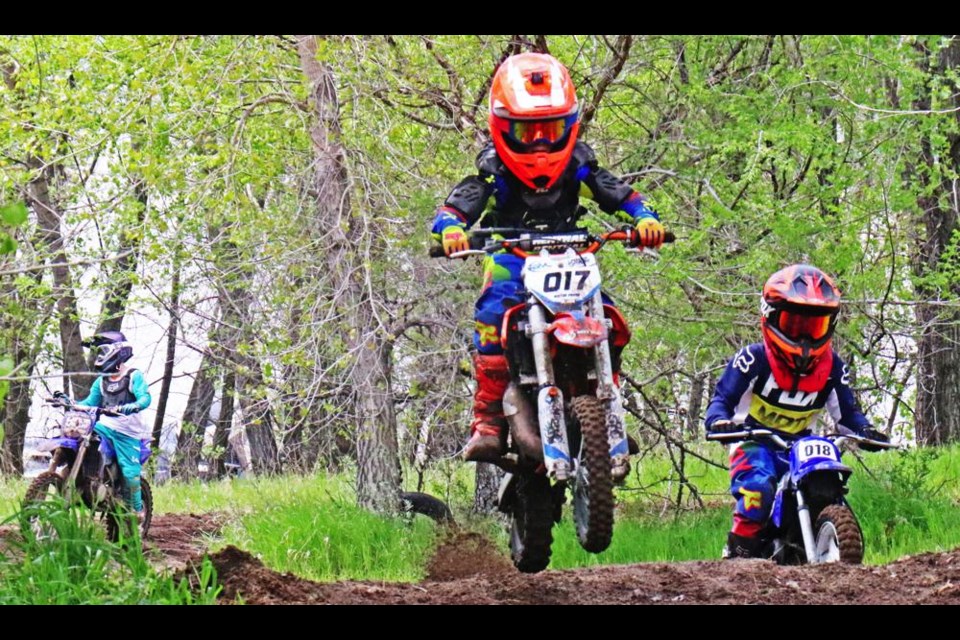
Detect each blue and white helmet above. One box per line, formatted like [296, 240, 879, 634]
[84, 331, 133, 373]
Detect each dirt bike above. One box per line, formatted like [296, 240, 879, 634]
[433, 226, 672, 572]
[707, 427, 897, 564]
[25, 397, 153, 543]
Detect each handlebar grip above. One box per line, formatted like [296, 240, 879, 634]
[663, 231, 676, 243]
[429, 244, 445, 258]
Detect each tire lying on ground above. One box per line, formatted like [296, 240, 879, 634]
[401, 491, 455, 525]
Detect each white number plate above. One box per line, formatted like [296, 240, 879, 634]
[795, 440, 838, 463]
[523, 251, 601, 311]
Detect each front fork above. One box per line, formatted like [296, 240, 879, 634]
[527, 302, 571, 481]
[526, 293, 630, 482]
[588, 292, 630, 482]
[795, 487, 819, 564]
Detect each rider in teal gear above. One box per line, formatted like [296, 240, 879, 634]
[76, 331, 151, 518]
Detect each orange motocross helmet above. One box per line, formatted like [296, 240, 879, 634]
[488, 53, 580, 191]
[760, 265, 841, 390]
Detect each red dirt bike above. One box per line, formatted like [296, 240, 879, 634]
[433, 226, 672, 572]
[25, 396, 153, 543]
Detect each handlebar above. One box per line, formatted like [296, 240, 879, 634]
[44, 397, 121, 417]
[706, 427, 789, 449]
[706, 426, 899, 451]
[429, 227, 675, 259]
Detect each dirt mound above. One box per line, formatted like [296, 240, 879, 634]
[425, 530, 514, 582]
[201, 545, 331, 604]
[192, 545, 960, 604]
[145, 512, 226, 571]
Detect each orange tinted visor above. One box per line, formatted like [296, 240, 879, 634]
[778, 312, 831, 341]
[506, 116, 574, 146]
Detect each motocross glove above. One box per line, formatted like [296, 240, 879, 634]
[708, 419, 739, 434]
[118, 403, 140, 415]
[441, 225, 469, 258]
[858, 428, 889, 452]
[105, 403, 139, 415]
[634, 217, 665, 249]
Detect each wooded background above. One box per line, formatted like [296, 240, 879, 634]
[2, 35, 959, 514]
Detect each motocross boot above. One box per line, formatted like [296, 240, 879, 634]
[722, 531, 763, 560]
[463, 354, 510, 463]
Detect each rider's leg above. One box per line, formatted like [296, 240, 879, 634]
[464, 254, 523, 462]
[725, 441, 779, 559]
[93, 424, 143, 515]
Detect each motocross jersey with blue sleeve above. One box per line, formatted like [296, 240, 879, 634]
[431, 141, 658, 239]
[704, 343, 871, 436]
[77, 368, 152, 439]
[432, 142, 659, 355]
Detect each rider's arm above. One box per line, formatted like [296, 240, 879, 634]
[824, 353, 871, 433]
[704, 344, 762, 430]
[574, 142, 659, 223]
[120, 370, 152, 414]
[74, 378, 103, 408]
[430, 150, 498, 242]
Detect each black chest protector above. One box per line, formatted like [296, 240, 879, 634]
[443, 142, 634, 235]
[100, 370, 137, 407]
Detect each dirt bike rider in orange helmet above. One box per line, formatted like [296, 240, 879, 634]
[704, 265, 889, 559]
[431, 52, 665, 462]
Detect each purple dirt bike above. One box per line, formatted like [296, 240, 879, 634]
[25, 397, 153, 543]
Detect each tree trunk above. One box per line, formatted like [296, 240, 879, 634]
[210, 369, 235, 479]
[0, 345, 33, 475]
[297, 34, 401, 514]
[27, 161, 90, 398]
[237, 357, 280, 475]
[911, 36, 960, 445]
[152, 261, 180, 448]
[353, 335, 402, 514]
[87, 171, 147, 369]
[473, 463, 502, 514]
[174, 361, 216, 480]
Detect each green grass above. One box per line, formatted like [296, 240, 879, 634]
[0, 476, 29, 520]
[844, 444, 960, 563]
[153, 472, 440, 583]
[0, 499, 219, 604]
[547, 507, 732, 568]
[219, 490, 438, 583]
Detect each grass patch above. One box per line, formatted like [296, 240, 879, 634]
[0, 499, 219, 604]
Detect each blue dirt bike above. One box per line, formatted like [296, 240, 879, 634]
[707, 427, 896, 564]
[25, 397, 153, 543]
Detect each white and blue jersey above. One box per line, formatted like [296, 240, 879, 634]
[704, 343, 871, 436]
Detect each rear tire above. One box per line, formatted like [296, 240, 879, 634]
[509, 473, 554, 573]
[813, 504, 863, 564]
[106, 477, 153, 544]
[570, 395, 614, 554]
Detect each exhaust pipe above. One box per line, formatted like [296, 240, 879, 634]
[503, 383, 542, 461]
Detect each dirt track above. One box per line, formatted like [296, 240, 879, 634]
[152, 515, 960, 604]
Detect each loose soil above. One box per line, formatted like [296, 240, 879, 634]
[151, 517, 960, 605]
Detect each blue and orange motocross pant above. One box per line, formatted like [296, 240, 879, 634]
[474, 253, 618, 355]
[727, 440, 790, 539]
